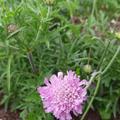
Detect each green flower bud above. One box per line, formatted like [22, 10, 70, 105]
[115, 32, 120, 39]
[83, 64, 92, 74]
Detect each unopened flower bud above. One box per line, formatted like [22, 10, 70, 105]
[83, 64, 92, 74]
[7, 24, 17, 33]
[115, 32, 120, 39]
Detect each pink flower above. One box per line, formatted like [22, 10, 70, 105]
[37, 71, 88, 120]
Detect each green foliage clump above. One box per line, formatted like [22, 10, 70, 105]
[0, 0, 120, 120]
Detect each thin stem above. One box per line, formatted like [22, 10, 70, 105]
[7, 55, 12, 94]
[80, 46, 120, 120]
[0, 44, 19, 50]
[87, 48, 92, 65]
[102, 46, 120, 75]
[85, 71, 101, 89]
[66, 0, 73, 18]
[91, 0, 97, 16]
[35, 6, 51, 42]
[4, 55, 13, 111]
[27, 51, 38, 74]
[97, 40, 110, 70]
[81, 76, 101, 120]
[47, 6, 51, 18]
[35, 25, 41, 42]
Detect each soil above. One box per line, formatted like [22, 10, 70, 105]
[0, 107, 119, 120]
[84, 109, 101, 120]
[0, 107, 20, 120]
[112, 113, 120, 120]
[0, 92, 20, 120]
[0, 92, 119, 120]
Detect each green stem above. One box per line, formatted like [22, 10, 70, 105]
[5, 55, 13, 111]
[7, 55, 12, 94]
[47, 6, 51, 18]
[97, 40, 110, 70]
[81, 76, 101, 120]
[66, 0, 73, 18]
[91, 0, 97, 16]
[35, 6, 51, 42]
[35, 25, 41, 42]
[80, 46, 120, 120]
[27, 51, 38, 74]
[87, 48, 91, 65]
[85, 71, 101, 89]
[102, 46, 120, 75]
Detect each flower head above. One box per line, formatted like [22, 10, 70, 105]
[37, 71, 88, 120]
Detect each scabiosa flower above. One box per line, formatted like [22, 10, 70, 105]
[37, 71, 88, 120]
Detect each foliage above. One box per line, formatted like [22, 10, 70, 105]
[0, 0, 120, 120]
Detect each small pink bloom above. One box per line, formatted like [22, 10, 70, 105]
[37, 70, 88, 120]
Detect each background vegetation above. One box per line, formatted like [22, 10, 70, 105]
[0, 0, 120, 120]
